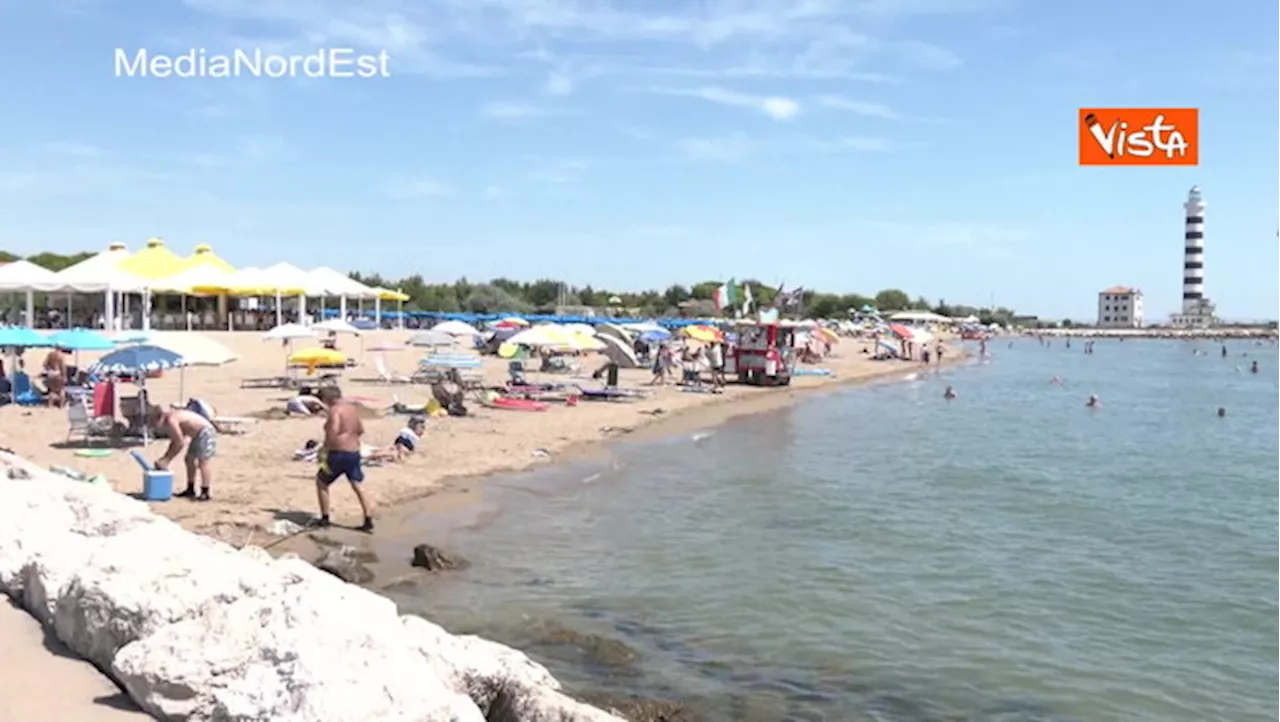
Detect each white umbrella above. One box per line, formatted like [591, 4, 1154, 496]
[262, 323, 317, 341]
[313, 318, 362, 335]
[147, 332, 238, 400]
[433, 320, 481, 337]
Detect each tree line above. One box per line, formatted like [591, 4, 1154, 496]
[0, 250, 1021, 324]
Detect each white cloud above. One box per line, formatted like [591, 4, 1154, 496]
[483, 185, 507, 199]
[678, 133, 755, 161]
[650, 86, 801, 121]
[815, 95, 899, 119]
[179, 0, 985, 82]
[481, 101, 561, 120]
[43, 141, 102, 157]
[386, 178, 453, 200]
[527, 159, 590, 184]
[677, 132, 901, 161]
[543, 72, 574, 95]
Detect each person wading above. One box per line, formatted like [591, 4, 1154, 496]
[314, 386, 374, 532]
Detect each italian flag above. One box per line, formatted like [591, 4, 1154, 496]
[712, 278, 739, 310]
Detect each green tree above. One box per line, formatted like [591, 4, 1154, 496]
[874, 288, 910, 311]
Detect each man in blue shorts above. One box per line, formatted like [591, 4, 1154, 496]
[314, 386, 374, 533]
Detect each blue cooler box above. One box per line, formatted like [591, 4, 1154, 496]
[142, 470, 173, 501]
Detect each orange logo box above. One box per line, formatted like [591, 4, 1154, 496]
[1078, 108, 1199, 166]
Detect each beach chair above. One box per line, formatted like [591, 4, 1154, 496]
[508, 361, 528, 386]
[11, 372, 43, 406]
[67, 395, 113, 444]
[375, 356, 411, 384]
[240, 376, 289, 389]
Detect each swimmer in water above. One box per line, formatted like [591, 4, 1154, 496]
[1217, 407, 1226, 417]
[1250, 361, 1259, 374]
[1050, 376, 1063, 385]
[1086, 394, 1101, 408]
[943, 385, 957, 400]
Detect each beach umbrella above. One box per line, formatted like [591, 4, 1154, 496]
[47, 328, 114, 352]
[638, 328, 670, 343]
[494, 317, 529, 329]
[150, 333, 237, 367]
[433, 320, 481, 337]
[567, 333, 606, 352]
[682, 325, 722, 343]
[313, 318, 362, 336]
[563, 323, 596, 336]
[288, 347, 346, 366]
[408, 330, 456, 348]
[87, 345, 185, 376]
[507, 325, 574, 349]
[262, 323, 317, 341]
[889, 323, 914, 340]
[0, 326, 53, 348]
[86, 345, 185, 444]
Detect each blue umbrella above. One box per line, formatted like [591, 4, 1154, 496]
[0, 326, 53, 348]
[639, 329, 671, 343]
[87, 345, 186, 376]
[47, 328, 114, 352]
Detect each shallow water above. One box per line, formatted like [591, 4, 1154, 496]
[386, 339, 1278, 722]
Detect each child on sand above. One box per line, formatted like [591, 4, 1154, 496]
[313, 386, 374, 533]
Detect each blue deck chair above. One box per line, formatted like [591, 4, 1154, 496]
[12, 372, 44, 406]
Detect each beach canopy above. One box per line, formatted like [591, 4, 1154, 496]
[148, 333, 237, 367]
[149, 263, 236, 294]
[51, 243, 147, 292]
[0, 259, 62, 292]
[262, 323, 317, 341]
[0, 326, 53, 348]
[46, 328, 114, 351]
[596, 334, 641, 368]
[312, 318, 362, 335]
[194, 266, 267, 295]
[116, 238, 186, 280]
[87, 345, 185, 375]
[307, 267, 379, 298]
[179, 244, 235, 274]
[260, 262, 327, 296]
[374, 287, 410, 302]
[433, 320, 481, 337]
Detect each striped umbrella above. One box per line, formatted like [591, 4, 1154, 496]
[87, 345, 186, 376]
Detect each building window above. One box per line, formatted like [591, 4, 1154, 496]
[1185, 231, 1204, 239]
[1186, 215, 1204, 224]
[1103, 316, 1111, 322]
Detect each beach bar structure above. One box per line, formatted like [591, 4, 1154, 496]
[0, 239, 408, 331]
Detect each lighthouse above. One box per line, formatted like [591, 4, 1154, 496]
[1172, 186, 1216, 327]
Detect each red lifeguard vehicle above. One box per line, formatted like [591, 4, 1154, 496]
[727, 322, 795, 386]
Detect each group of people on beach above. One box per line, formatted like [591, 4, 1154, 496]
[146, 384, 418, 534]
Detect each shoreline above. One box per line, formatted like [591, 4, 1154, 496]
[376, 349, 973, 531]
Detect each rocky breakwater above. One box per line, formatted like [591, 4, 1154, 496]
[0, 453, 625, 722]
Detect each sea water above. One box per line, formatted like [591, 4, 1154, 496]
[388, 339, 1278, 721]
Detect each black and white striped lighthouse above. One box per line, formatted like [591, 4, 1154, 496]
[1182, 186, 1205, 314]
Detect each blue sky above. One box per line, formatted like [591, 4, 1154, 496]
[0, 0, 1275, 320]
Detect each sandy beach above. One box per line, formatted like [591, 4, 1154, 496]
[1, 330, 962, 539]
[0, 329, 963, 721]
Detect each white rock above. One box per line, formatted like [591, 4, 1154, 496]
[51, 524, 291, 670]
[402, 617, 625, 722]
[1, 457, 626, 722]
[113, 585, 485, 722]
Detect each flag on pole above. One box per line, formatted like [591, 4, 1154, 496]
[712, 278, 739, 311]
[741, 282, 754, 316]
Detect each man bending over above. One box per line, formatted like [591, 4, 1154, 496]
[150, 404, 217, 501]
[314, 386, 374, 532]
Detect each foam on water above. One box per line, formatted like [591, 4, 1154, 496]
[388, 340, 1279, 722]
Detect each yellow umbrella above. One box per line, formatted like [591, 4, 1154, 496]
[288, 347, 346, 366]
[375, 287, 410, 302]
[814, 327, 839, 344]
[498, 316, 530, 327]
[568, 333, 606, 351]
[179, 243, 236, 273]
[682, 325, 723, 343]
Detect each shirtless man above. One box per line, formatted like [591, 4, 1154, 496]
[314, 386, 374, 532]
[150, 405, 217, 501]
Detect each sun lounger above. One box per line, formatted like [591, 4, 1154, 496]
[374, 356, 412, 384]
[240, 376, 290, 389]
[479, 396, 549, 412]
[574, 385, 649, 401]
